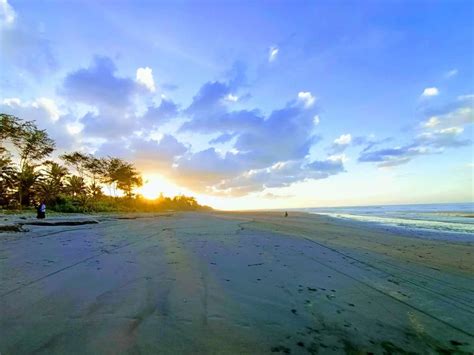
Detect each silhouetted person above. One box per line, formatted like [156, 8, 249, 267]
[37, 201, 46, 219]
[284, 211, 288, 217]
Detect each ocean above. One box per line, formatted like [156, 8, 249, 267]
[300, 203, 474, 236]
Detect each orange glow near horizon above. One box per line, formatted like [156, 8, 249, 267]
[135, 174, 185, 200]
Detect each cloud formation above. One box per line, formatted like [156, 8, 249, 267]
[421, 87, 439, 97]
[0, 0, 15, 27]
[169, 82, 329, 195]
[359, 96, 472, 167]
[59, 56, 143, 139]
[0, 97, 78, 149]
[421, 99, 473, 129]
[61, 56, 136, 108]
[140, 98, 179, 128]
[136, 67, 156, 92]
[174, 155, 345, 197]
[52, 59, 336, 196]
[328, 133, 352, 154]
[269, 46, 279, 62]
[297, 91, 316, 108]
[79, 108, 136, 139]
[334, 134, 352, 145]
[95, 134, 188, 171]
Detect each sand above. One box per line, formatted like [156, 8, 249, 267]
[0, 211, 473, 354]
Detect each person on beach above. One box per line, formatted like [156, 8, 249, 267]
[37, 201, 46, 219]
[284, 211, 288, 217]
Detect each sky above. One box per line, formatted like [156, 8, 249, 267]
[0, 0, 473, 210]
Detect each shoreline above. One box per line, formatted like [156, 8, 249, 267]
[3, 202, 473, 238]
[306, 211, 474, 242]
[213, 210, 474, 273]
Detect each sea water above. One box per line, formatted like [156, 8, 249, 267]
[302, 203, 474, 236]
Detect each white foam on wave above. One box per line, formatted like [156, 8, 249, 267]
[312, 212, 474, 235]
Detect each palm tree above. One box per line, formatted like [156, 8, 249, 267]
[18, 164, 40, 207]
[103, 157, 122, 197]
[84, 156, 107, 198]
[61, 152, 90, 178]
[0, 154, 17, 205]
[37, 161, 69, 204]
[116, 166, 143, 198]
[102, 158, 142, 198]
[1, 114, 55, 208]
[88, 181, 103, 198]
[65, 175, 88, 198]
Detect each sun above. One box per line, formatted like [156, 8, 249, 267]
[136, 174, 183, 199]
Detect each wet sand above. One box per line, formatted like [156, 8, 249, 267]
[0, 211, 473, 354]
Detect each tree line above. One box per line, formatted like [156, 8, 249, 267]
[0, 113, 210, 212]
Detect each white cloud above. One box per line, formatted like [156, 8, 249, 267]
[268, 46, 279, 62]
[2, 97, 21, 106]
[224, 94, 239, 102]
[297, 91, 315, 108]
[360, 96, 472, 167]
[33, 97, 61, 121]
[313, 115, 320, 125]
[439, 126, 463, 135]
[445, 69, 458, 78]
[328, 153, 348, 163]
[136, 66, 156, 92]
[416, 126, 467, 149]
[425, 104, 473, 130]
[421, 87, 439, 97]
[0, 0, 16, 27]
[3, 97, 61, 121]
[334, 133, 352, 145]
[327, 133, 352, 154]
[66, 121, 83, 135]
[423, 116, 440, 128]
[0, 96, 80, 149]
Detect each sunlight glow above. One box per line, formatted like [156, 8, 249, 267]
[136, 174, 184, 199]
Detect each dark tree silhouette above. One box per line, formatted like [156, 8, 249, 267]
[1, 113, 210, 212]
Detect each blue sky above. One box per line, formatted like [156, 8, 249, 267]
[1, 0, 473, 209]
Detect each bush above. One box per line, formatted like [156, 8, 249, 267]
[47, 194, 211, 213]
[51, 196, 82, 213]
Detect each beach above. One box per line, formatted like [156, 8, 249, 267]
[0, 211, 473, 354]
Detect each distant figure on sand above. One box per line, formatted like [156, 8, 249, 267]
[37, 201, 46, 219]
[284, 211, 288, 217]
